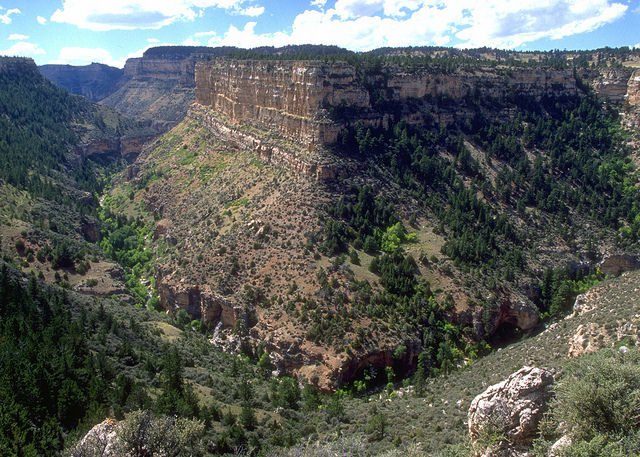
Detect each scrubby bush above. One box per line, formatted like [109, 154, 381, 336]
[536, 348, 640, 456]
[554, 348, 640, 440]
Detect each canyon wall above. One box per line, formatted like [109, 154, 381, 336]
[195, 60, 370, 149]
[123, 57, 195, 86]
[195, 59, 579, 156]
[587, 67, 634, 105]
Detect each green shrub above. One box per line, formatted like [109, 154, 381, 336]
[554, 349, 640, 439]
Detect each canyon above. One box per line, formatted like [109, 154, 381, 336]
[36, 46, 640, 389]
[123, 50, 639, 388]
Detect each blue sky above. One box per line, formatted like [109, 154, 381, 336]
[1, 0, 639, 68]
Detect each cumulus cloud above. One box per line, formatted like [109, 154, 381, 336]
[8, 33, 28, 41]
[0, 6, 20, 25]
[50, 0, 265, 31]
[206, 0, 628, 50]
[0, 41, 45, 57]
[36, 16, 47, 25]
[51, 47, 122, 67]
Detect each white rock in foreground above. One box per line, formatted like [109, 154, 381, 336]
[468, 366, 554, 457]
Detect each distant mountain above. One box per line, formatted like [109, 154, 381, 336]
[39, 62, 124, 102]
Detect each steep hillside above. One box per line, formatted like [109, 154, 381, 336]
[0, 56, 152, 294]
[285, 269, 640, 455]
[104, 53, 640, 390]
[39, 62, 124, 102]
[0, 261, 313, 456]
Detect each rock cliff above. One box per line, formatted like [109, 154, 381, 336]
[101, 47, 246, 132]
[194, 59, 582, 157]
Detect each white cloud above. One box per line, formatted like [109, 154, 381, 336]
[0, 6, 20, 24]
[8, 33, 28, 41]
[311, 0, 327, 7]
[454, 0, 628, 48]
[194, 30, 218, 37]
[0, 41, 45, 57]
[147, 37, 160, 43]
[50, 0, 266, 31]
[235, 5, 264, 17]
[51, 47, 122, 67]
[208, 21, 291, 48]
[36, 16, 47, 25]
[182, 37, 201, 45]
[207, 0, 628, 50]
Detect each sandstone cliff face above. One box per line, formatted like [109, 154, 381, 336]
[628, 70, 640, 107]
[195, 60, 369, 149]
[195, 59, 582, 158]
[387, 67, 577, 102]
[101, 53, 203, 131]
[588, 67, 634, 105]
[625, 69, 640, 134]
[189, 104, 343, 180]
[124, 56, 196, 86]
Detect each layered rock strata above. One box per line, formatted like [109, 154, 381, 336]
[195, 59, 582, 155]
[188, 104, 343, 180]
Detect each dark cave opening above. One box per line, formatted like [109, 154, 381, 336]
[489, 321, 524, 347]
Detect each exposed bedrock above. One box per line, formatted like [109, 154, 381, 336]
[195, 59, 583, 155]
[156, 278, 255, 329]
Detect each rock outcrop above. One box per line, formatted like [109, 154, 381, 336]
[70, 418, 119, 456]
[189, 104, 344, 180]
[588, 67, 634, 105]
[75, 133, 156, 163]
[101, 47, 243, 132]
[468, 366, 555, 457]
[195, 59, 581, 154]
[599, 254, 640, 276]
[567, 322, 610, 358]
[627, 69, 640, 111]
[195, 60, 369, 149]
[156, 279, 248, 329]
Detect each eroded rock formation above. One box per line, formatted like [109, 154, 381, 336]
[156, 279, 245, 328]
[195, 59, 581, 155]
[195, 60, 368, 149]
[468, 366, 555, 457]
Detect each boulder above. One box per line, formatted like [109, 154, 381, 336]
[548, 435, 572, 457]
[70, 418, 118, 456]
[468, 366, 555, 456]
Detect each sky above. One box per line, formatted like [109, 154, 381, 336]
[0, 0, 639, 68]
